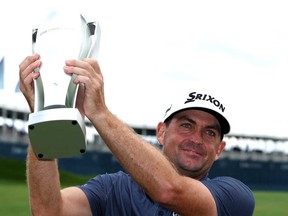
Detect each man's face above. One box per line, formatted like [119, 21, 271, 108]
[157, 109, 226, 179]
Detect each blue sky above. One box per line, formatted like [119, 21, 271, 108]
[1, 0, 288, 138]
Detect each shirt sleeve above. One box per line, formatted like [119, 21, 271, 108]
[78, 171, 124, 215]
[201, 176, 255, 216]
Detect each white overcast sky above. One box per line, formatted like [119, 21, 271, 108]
[1, 0, 288, 138]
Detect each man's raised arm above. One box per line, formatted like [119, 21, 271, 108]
[20, 55, 91, 216]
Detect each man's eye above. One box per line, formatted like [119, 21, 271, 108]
[207, 130, 216, 136]
[181, 123, 191, 128]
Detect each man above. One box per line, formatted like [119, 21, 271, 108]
[19, 54, 255, 216]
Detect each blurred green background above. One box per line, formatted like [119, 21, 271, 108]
[0, 158, 287, 216]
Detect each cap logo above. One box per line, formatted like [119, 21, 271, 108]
[164, 104, 172, 116]
[185, 92, 225, 113]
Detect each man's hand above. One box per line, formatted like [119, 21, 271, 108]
[19, 54, 41, 112]
[64, 58, 107, 121]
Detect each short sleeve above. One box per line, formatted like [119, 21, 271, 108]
[202, 176, 255, 216]
[78, 171, 124, 215]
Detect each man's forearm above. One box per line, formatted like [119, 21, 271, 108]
[27, 145, 63, 215]
[90, 111, 180, 202]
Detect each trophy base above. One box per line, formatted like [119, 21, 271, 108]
[28, 108, 86, 159]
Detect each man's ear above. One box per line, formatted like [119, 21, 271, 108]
[156, 122, 165, 146]
[215, 141, 226, 160]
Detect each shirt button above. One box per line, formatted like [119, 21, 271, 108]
[158, 211, 164, 216]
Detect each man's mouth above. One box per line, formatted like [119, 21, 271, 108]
[182, 148, 203, 156]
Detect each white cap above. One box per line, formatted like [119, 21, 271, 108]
[163, 91, 230, 135]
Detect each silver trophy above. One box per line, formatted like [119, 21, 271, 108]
[28, 9, 101, 159]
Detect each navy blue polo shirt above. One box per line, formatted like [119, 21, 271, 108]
[79, 171, 255, 216]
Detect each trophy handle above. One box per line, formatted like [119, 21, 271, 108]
[87, 21, 101, 58]
[65, 18, 101, 108]
[32, 28, 45, 112]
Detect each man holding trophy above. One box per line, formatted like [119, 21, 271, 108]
[19, 9, 254, 216]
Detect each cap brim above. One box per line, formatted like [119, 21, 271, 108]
[164, 107, 230, 135]
[196, 107, 230, 135]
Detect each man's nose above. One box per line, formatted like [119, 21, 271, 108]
[190, 129, 203, 145]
